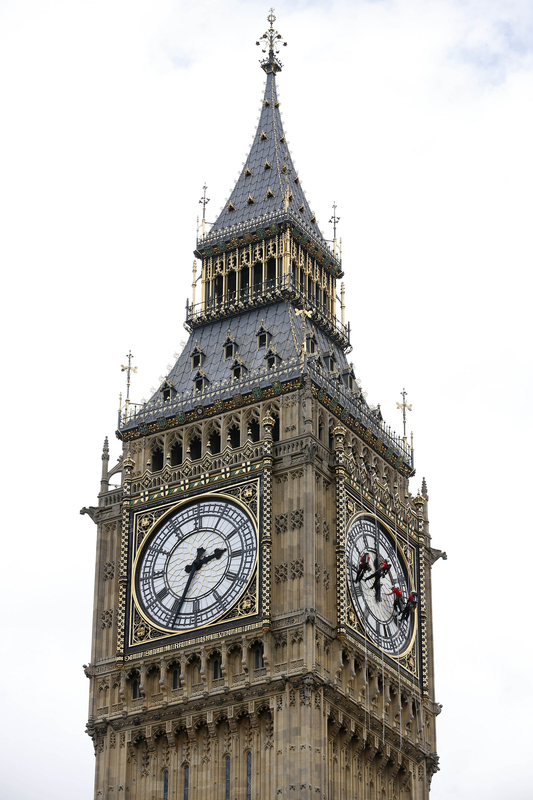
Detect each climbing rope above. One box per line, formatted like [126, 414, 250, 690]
[393, 508, 403, 752]
[373, 491, 386, 746]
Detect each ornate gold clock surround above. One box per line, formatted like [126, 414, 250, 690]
[120, 477, 263, 658]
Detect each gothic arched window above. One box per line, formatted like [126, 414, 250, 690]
[172, 668, 180, 690]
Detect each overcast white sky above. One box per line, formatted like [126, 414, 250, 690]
[1, 1, 532, 797]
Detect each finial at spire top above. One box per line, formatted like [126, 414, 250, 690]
[256, 8, 287, 74]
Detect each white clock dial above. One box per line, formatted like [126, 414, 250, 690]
[135, 497, 257, 631]
[346, 516, 415, 655]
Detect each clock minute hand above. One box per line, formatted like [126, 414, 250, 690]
[170, 547, 206, 627]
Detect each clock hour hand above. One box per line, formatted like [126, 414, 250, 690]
[198, 547, 227, 567]
[184, 547, 206, 574]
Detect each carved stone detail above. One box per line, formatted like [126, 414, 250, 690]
[290, 559, 304, 579]
[275, 513, 288, 535]
[290, 509, 304, 530]
[101, 609, 113, 628]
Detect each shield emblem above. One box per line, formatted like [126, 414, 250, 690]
[253, 387, 262, 400]
[177, 411, 185, 424]
[139, 424, 148, 435]
[157, 417, 167, 429]
[272, 380, 282, 395]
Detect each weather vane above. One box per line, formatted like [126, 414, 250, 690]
[396, 388, 412, 444]
[256, 8, 287, 58]
[121, 350, 137, 419]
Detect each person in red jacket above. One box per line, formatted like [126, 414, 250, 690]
[400, 590, 418, 621]
[354, 552, 371, 583]
[364, 558, 391, 602]
[387, 586, 404, 616]
[364, 558, 391, 588]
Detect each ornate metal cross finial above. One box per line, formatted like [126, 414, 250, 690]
[281, 157, 292, 210]
[199, 183, 210, 238]
[121, 350, 137, 419]
[396, 388, 412, 442]
[257, 8, 287, 72]
[330, 202, 340, 257]
[199, 184, 210, 219]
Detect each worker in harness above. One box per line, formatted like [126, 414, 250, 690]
[354, 552, 371, 583]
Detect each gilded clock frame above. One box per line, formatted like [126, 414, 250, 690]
[121, 478, 262, 656]
[345, 507, 420, 675]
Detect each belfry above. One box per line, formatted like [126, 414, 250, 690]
[83, 11, 442, 799]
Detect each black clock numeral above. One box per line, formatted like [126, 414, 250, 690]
[231, 548, 243, 558]
[227, 570, 243, 583]
[157, 587, 170, 601]
[170, 598, 181, 615]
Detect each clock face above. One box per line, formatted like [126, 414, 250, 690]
[135, 497, 257, 632]
[346, 516, 414, 655]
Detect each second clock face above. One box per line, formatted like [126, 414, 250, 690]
[346, 516, 414, 655]
[135, 497, 257, 632]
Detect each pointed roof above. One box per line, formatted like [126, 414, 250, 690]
[196, 14, 334, 261]
[209, 69, 322, 237]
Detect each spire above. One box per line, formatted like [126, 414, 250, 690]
[199, 11, 330, 256]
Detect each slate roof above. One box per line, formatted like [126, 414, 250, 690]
[166, 302, 348, 397]
[205, 67, 329, 251]
[120, 301, 382, 436]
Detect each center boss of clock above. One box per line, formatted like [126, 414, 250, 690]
[134, 497, 257, 633]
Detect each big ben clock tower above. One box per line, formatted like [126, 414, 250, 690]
[83, 12, 442, 799]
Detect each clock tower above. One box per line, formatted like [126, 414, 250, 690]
[83, 12, 442, 799]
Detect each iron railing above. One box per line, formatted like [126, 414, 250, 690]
[119, 356, 412, 467]
[185, 274, 350, 349]
[196, 208, 341, 272]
